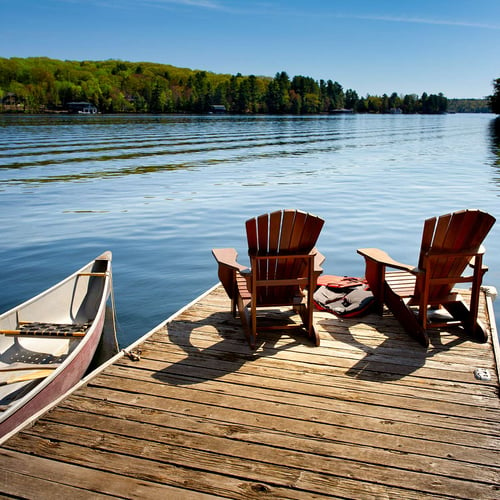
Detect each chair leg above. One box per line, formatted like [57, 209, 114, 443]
[236, 295, 256, 349]
[296, 303, 320, 347]
[248, 300, 258, 349]
[310, 325, 320, 347]
[384, 283, 429, 347]
[443, 301, 488, 342]
[363, 259, 385, 315]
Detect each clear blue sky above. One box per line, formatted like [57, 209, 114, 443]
[2, 0, 499, 98]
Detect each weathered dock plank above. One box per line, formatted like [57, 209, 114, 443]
[0, 284, 499, 499]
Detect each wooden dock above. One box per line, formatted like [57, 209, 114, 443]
[1, 284, 499, 499]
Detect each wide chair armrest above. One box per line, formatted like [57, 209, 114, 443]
[357, 248, 416, 273]
[212, 248, 249, 304]
[469, 245, 489, 271]
[212, 248, 248, 273]
[312, 247, 325, 274]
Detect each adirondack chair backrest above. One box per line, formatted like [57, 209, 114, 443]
[245, 210, 324, 305]
[414, 209, 495, 302]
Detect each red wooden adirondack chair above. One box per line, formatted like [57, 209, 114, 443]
[358, 210, 495, 347]
[212, 210, 325, 348]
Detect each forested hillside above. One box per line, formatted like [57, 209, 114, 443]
[0, 57, 449, 114]
[447, 99, 491, 113]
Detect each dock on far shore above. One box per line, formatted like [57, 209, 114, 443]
[0, 284, 499, 499]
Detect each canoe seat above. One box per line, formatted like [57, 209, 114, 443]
[0, 322, 91, 337]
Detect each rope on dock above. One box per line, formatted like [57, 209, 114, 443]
[122, 348, 142, 361]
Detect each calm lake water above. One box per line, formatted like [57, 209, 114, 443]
[1, 113, 499, 347]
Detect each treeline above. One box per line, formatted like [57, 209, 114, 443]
[0, 57, 448, 115]
[447, 99, 490, 113]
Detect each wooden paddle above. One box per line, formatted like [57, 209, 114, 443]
[0, 369, 53, 386]
[0, 363, 61, 372]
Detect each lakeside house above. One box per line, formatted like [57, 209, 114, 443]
[67, 102, 98, 114]
[1, 92, 23, 112]
[209, 104, 226, 114]
[330, 108, 353, 114]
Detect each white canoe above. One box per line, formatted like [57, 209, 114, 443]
[0, 251, 112, 442]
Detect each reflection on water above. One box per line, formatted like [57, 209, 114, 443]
[0, 113, 499, 346]
[489, 117, 500, 187]
[490, 117, 500, 159]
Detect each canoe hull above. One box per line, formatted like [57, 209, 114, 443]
[0, 252, 112, 442]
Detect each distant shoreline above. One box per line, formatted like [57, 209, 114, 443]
[0, 109, 494, 116]
[1, 57, 455, 115]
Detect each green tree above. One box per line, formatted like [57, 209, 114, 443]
[388, 92, 402, 111]
[235, 75, 262, 113]
[191, 70, 211, 112]
[224, 74, 241, 112]
[303, 92, 321, 113]
[289, 90, 301, 114]
[356, 97, 368, 113]
[489, 78, 500, 114]
[266, 72, 290, 113]
[366, 95, 383, 113]
[150, 80, 167, 112]
[421, 92, 447, 114]
[402, 94, 418, 114]
[344, 89, 359, 110]
[381, 94, 389, 113]
[326, 80, 344, 110]
[56, 80, 77, 106]
[213, 81, 229, 110]
[246, 75, 262, 113]
[291, 76, 320, 113]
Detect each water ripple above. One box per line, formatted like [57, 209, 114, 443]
[0, 113, 498, 346]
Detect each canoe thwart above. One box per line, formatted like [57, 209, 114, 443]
[0, 322, 91, 338]
[77, 272, 110, 277]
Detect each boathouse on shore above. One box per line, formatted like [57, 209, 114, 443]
[209, 104, 226, 114]
[67, 102, 98, 114]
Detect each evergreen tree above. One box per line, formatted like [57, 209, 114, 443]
[489, 78, 500, 114]
[388, 92, 402, 111]
[265, 79, 282, 113]
[246, 75, 260, 113]
[326, 80, 344, 110]
[276, 71, 291, 113]
[402, 94, 418, 114]
[291, 76, 320, 113]
[265, 72, 291, 113]
[344, 89, 359, 110]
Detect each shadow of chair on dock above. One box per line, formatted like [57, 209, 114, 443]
[152, 309, 316, 386]
[317, 313, 475, 382]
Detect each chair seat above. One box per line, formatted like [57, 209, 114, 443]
[385, 271, 416, 297]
